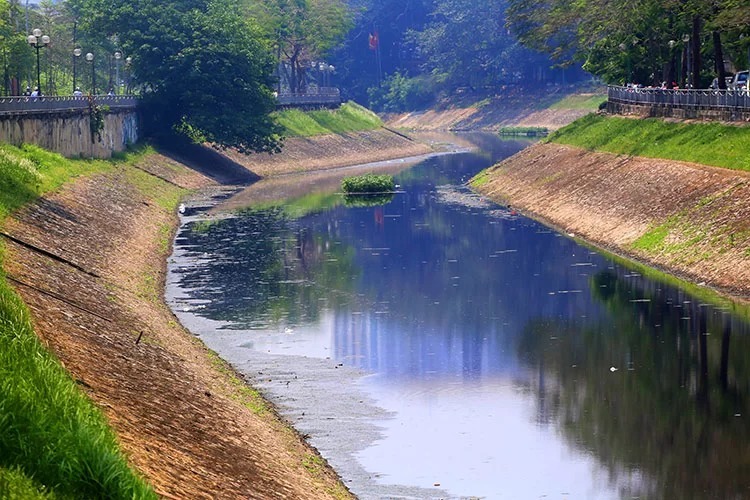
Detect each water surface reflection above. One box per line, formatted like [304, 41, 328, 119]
[168, 135, 750, 499]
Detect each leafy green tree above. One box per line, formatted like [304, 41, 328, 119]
[506, 0, 745, 87]
[243, 0, 351, 94]
[70, 0, 282, 153]
[413, 0, 544, 91]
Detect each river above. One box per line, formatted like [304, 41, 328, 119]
[167, 133, 750, 500]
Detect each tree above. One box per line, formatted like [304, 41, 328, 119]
[413, 0, 548, 91]
[243, 0, 351, 94]
[69, 0, 282, 153]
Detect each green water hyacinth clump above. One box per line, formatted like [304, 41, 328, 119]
[341, 174, 395, 194]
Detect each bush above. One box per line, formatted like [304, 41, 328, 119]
[341, 174, 395, 193]
[367, 72, 436, 112]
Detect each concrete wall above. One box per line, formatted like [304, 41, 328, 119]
[0, 109, 139, 158]
[607, 101, 750, 122]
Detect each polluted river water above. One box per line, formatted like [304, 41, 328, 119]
[167, 134, 750, 499]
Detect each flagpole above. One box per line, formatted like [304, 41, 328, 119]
[370, 28, 382, 85]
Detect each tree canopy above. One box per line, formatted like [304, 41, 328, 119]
[506, 0, 750, 88]
[68, 0, 282, 152]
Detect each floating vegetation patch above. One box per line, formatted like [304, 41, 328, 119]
[341, 173, 395, 194]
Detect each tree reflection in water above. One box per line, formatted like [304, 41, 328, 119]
[173, 206, 358, 329]
[518, 268, 750, 500]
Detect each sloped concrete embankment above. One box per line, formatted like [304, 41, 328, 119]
[2, 127, 430, 498]
[474, 143, 750, 299]
[222, 128, 433, 177]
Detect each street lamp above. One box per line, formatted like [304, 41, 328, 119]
[125, 56, 132, 94]
[27, 28, 50, 95]
[114, 51, 122, 95]
[73, 47, 82, 94]
[85, 52, 96, 94]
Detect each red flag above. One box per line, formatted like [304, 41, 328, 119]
[368, 31, 379, 51]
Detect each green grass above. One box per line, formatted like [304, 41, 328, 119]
[0, 144, 157, 498]
[341, 173, 395, 194]
[549, 114, 750, 172]
[548, 93, 607, 110]
[274, 101, 383, 137]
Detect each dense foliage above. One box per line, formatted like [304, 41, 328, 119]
[506, 0, 750, 88]
[333, 0, 578, 110]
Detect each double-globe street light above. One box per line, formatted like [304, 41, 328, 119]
[27, 28, 50, 94]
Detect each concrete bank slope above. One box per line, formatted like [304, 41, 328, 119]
[223, 127, 433, 177]
[473, 143, 750, 299]
[3, 152, 353, 499]
[385, 93, 598, 132]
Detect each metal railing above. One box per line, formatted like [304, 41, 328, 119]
[276, 87, 341, 107]
[0, 95, 139, 116]
[608, 85, 750, 110]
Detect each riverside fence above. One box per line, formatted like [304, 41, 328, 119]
[0, 95, 139, 116]
[607, 85, 750, 121]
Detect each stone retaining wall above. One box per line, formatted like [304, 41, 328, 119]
[607, 101, 750, 122]
[0, 108, 139, 158]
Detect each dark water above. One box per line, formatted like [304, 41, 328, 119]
[168, 135, 750, 499]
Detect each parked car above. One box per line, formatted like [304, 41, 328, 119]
[731, 70, 748, 91]
[710, 75, 734, 89]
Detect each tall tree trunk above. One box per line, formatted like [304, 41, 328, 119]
[691, 16, 701, 88]
[713, 31, 727, 89]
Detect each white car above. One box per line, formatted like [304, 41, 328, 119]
[731, 70, 748, 91]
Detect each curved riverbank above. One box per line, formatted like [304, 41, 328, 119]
[472, 142, 750, 301]
[3, 128, 431, 497]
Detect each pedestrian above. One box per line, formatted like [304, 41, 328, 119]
[23, 86, 31, 96]
[30, 87, 39, 97]
[73, 87, 83, 97]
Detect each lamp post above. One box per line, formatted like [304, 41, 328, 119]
[85, 52, 96, 94]
[73, 47, 82, 93]
[27, 28, 50, 94]
[113, 51, 122, 94]
[318, 62, 334, 88]
[125, 56, 132, 94]
[668, 40, 676, 86]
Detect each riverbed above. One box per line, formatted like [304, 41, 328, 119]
[167, 133, 750, 499]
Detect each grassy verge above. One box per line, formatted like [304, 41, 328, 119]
[0, 143, 156, 499]
[548, 93, 607, 110]
[274, 101, 383, 137]
[548, 114, 750, 172]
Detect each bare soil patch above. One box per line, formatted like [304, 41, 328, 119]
[475, 143, 750, 300]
